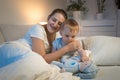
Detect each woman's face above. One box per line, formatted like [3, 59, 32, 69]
[47, 13, 65, 33]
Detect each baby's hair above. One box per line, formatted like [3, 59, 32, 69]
[61, 19, 79, 33]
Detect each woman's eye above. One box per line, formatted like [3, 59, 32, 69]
[58, 22, 62, 26]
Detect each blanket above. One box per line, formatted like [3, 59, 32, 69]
[34, 65, 80, 80]
[0, 51, 80, 80]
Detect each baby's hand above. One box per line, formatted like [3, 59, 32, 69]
[81, 55, 89, 62]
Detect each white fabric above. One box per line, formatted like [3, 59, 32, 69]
[0, 25, 32, 41]
[0, 52, 51, 80]
[84, 36, 120, 66]
[84, 66, 120, 80]
[56, 31, 61, 38]
[19, 24, 50, 53]
[0, 52, 80, 80]
[35, 64, 80, 80]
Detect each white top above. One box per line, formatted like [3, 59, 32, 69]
[18, 24, 50, 53]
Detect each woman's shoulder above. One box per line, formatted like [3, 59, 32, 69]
[24, 24, 45, 36]
[31, 24, 44, 30]
[28, 24, 45, 32]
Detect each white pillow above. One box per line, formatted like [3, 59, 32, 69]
[83, 36, 120, 66]
[0, 25, 32, 41]
[0, 52, 51, 80]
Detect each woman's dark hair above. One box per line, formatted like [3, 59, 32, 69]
[48, 8, 68, 20]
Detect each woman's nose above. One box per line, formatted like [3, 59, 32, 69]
[68, 37, 72, 40]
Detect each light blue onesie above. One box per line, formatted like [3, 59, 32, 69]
[52, 38, 99, 79]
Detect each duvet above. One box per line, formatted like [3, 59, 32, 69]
[0, 50, 80, 80]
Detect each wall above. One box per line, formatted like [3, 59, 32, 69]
[117, 10, 120, 37]
[0, 0, 66, 25]
[0, 0, 118, 25]
[84, 0, 117, 20]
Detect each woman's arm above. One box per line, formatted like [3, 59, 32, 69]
[32, 37, 80, 63]
[32, 37, 46, 56]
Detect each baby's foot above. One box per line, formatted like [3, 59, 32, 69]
[79, 61, 92, 72]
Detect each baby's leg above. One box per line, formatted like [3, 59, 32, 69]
[79, 61, 92, 72]
[51, 61, 64, 68]
[83, 62, 99, 73]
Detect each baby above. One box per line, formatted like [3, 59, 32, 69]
[51, 19, 99, 79]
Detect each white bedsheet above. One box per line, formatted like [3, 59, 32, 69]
[81, 66, 120, 80]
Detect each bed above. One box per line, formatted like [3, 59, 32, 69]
[0, 24, 120, 80]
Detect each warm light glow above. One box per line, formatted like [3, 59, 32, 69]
[3, 0, 66, 24]
[16, 0, 47, 24]
[39, 21, 47, 25]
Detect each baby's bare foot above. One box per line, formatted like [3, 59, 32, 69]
[80, 61, 92, 72]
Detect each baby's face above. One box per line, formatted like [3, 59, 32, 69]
[61, 26, 78, 44]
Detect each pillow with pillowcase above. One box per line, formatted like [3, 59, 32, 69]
[83, 36, 120, 66]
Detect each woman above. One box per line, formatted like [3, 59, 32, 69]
[0, 8, 81, 68]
